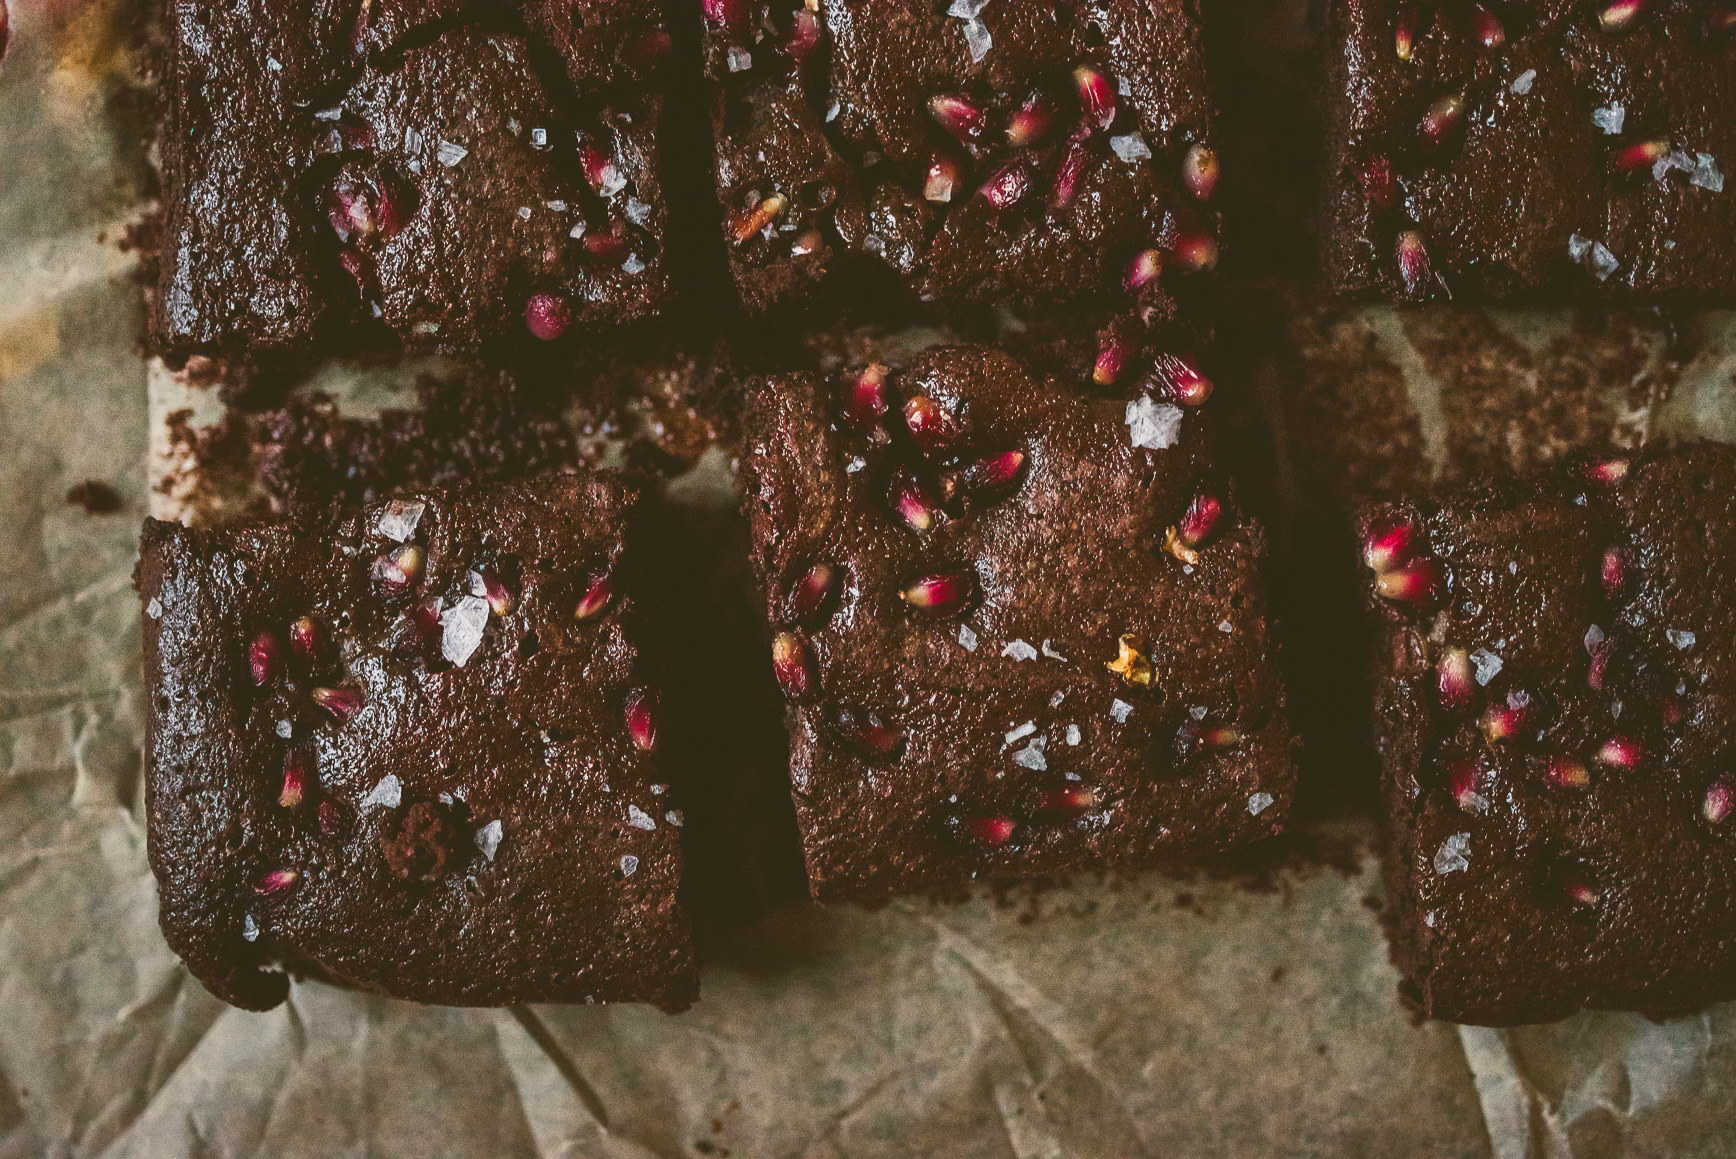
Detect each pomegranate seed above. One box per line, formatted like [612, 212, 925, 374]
[1074, 66, 1117, 131]
[1536, 752, 1591, 790]
[1181, 721, 1244, 755]
[1163, 227, 1219, 273]
[1447, 759, 1486, 813]
[840, 713, 907, 759]
[1375, 556, 1449, 610]
[1561, 869, 1600, 908]
[249, 631, 285, 686]
[1395, 4, 1420, 60]
[476, 566, 516, 616]
[317, 799, 345, 837]
[375, 544, 424, 594]
[338, 249, 375, 298]
[1436, 648, 1479, 714]
[328, 177, 377, 240]
[953, 813, 1017, 846]
[1704, 779, 1735, 825]
[771, 631, 819, 702]
[289, 616, 325, 664]
[894, 478, 939, 533]
[583, 227, 631, 263]
[789, 563, 841, 627]
[978, 160, 1032, 211]
[1149, 353, 1212, 406]
[1182, 144, 1220, 201]
[391, 601, 441, 656]
[1030, 785, 1100, 821]
[279, 751, 309, 808]
[1396, 229, 1433, 296]
[1051, 131, 1092, 207]
[903, 395, 959, 454]
[1600, 546, 1627, 597]
[786, 8, 822, 60]
[1597, 0, 1647, 31]
[1417, 93, 1467, 155]
[573, 572, 614, 621]
[311, 685, 363, 723]
[1593, 736, 1641, 772]
[1661, 692, 1689, 728]
[1124, 248, 1164, 292]
[791, 228, 824, 256]
[929, 92, 986, 144]
[625, 689, 658, 752]
[963, 450, 1027, 497]
[732, 192, 787, 245]
[1354, 150, 1399, 213]
[703, 0, 746, 29]
[1106, 634, 1154, 686]
[924, 149, 964, 203]
[900, 573, 973, 618]
[0, 2, 9, 64]
[844, 364, 891, 428]
[1177, 491, 1225, 548]
[1005, 91, 1059, 148]
[1581, 458, 1629, 487]
[1093, 332, 1135, 385]
[1363, 512, 1420, 572]
[1480, 687, 1539, 744]
[1587, 641, 1613, 691]
[1612, 138, 1671, 173]
[254, 868, 300, 895]
[1469, 3, 1504, 46]
[578, 142, 625, 197]
[524, 292, 571, 341]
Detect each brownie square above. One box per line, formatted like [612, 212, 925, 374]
[136, 474, 696, 1011]
[702, 0, 1223, 314]
[1360, 442, 1736, 1025]
[153, 0, 674, 358]
[1323, 0, 1736, 302]
[738, 345, 1292, 900]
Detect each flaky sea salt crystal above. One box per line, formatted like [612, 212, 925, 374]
[1110, 699, 1133, 724]
[546, 199, 567, 212]
[1589, 241, 1620, 280]
[517, 206, 532, 220]
[146, 596, 163, 620]
[626, 197, 652, 225]
[1041, 640, 1067, 661]
[1003, 639, 1039, 661]
[963, 17, 992, 61]
[1126, 397, 1183, 450]
[441, 596, 491, 667]
[1190, 705, 1209, 720]
[1014, 738, 1047, 771]
[1248, 792, 1274, 816]
[665, 810, 684, 827]
[948, 0, 989, 16]
[847, 456, 866, 474]
[1470, 647, 1503, 686]
[1006, 721, 1037, 744]
[728, 46, 753, 71]
[958, 624, 978, 651]
[275, 720, 292, 739]
[242, 915, 260, 942]
[361, 774, 402, 810]
[1568, 233, 1593, 261]
[1218, 620, 1233, 634]
[1669, 629, 1697, 651]
[531, 127, 548, 148]
[1066, 724, 1081, 746]
[628, 804, 657, 830]
[1585, 624, 1605, 653]
[1510, 69, 1535, 94]
[314, 106, 342, 122]
[404, 127, 424, 154]
[437, 139, 469, 167]
[1691, 153, 1724, 193]
[1592, 105, 1625, 135]
[622, 254, 647, 275]
[375, 498, 425, 542]
[1050, 689, 1067, 708]
[1434, 832, 1471, 874]
[1110, 133, 1152, 162]
[475, 820, 503, 862]
[620, 854, 639, 878]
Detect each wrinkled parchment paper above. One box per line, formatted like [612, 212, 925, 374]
[7, 2, 1736, 1155]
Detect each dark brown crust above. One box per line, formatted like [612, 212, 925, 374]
[1323, 0, 1736, 303]
[739, 345, 1293, 901]
[1363, 441, 1736, 1025]
[136, 474, 697, 1012]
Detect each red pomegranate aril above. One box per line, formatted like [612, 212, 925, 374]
[1364, 513, 1420, 573]
[1396, 230, 1433, 296]
[901, 573, 973, 618]
[1375, 556, 1448, 610]
[1537, 752, 1591, 790]
[1593, 736, 1641, 772]
[844, 364, 891, 428]
[254, 868, 300, 896]
[1354, 150, 1399, 213]
[1150, 353, 1212, 407]
[328, 178, 376, 240]
[391, 601, 441, 656]
[789, 563, 841, 627]
[1051, 132, 1092, 208]
[579, 143, 624, 197]
[1177, 490, 1225, 548]
[1395, 4, 1420, 60]
[925, 149, 963, 203]
[1600, 546, 1626, 597]
[573, 572, 614, 621]
[317, 799, 345, 837]
[524, 292, 571, 341]
[1185, 724, 1244, 754]
[1436, 648, 1479, 714]
[791, 229, 824, 257]
[583, 228, 631, 263]
[1164, 228, 1219, 273]
[249, 631, 285, 686]
[290, 615, 326, 664]
[625, 689, 658, 752]
[1031, 785, 1100, 821]
[1704, 779, 1735, 825]
[1562, 869, 1600, 907]
[1006, 91, 1059, 148]
[311, 685, 363, 723]
[375, 543, 424, 594]
[1124, 248, 1163, 292]
[1480, 688, 1538, 744]
[786, 7, 822, 60]
[842, 715, 906, 759]
[338, 249, 375, 297]
[1074, 66, 1117, 132]
[477, 566, 516, 616]
[703, 0, 746, 29]
[1469, 2, 1505, 46]
[965, 450, 1027, 496]
[771, 631, 819, 702]
[1587, 641, 1613, 692]
[954, 813, 1018, 847]
[1661, 692, 1689, 728]
[1613, 138, 1672, 173]
[1093, 331, 1135, 386]
[1581, 458, 1629, 487]
[929, 92, 986, 144]
[978, 161, 1031, 211]
[903, 395, 959, 454]
[279, 752, 309, 809]
[1181, 144, 1220, 201]
[732, 192, 787, 245]
[1418, 93, 1467, 155]
[1598, 0, 1647, 31]
[1447, 758, 1484, 813]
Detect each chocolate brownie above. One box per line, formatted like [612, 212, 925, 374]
[1323, 0, 1736, 302]
[136, 474, 696, 1011]
[738, 345, 1292, 900]
[153, 0, 674, 358]
[702, 0, 1223, 314]
[1361, 442, 1736, 1025]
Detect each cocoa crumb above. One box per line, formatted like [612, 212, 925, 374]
[379, 801, 465, 881]
[66, 480, 124, 515]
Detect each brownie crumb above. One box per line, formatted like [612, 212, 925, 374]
[379, 801, 466, 881]
[66, 480, 124, 515]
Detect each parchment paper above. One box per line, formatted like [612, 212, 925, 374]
[6, 1, 1736, 1155]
